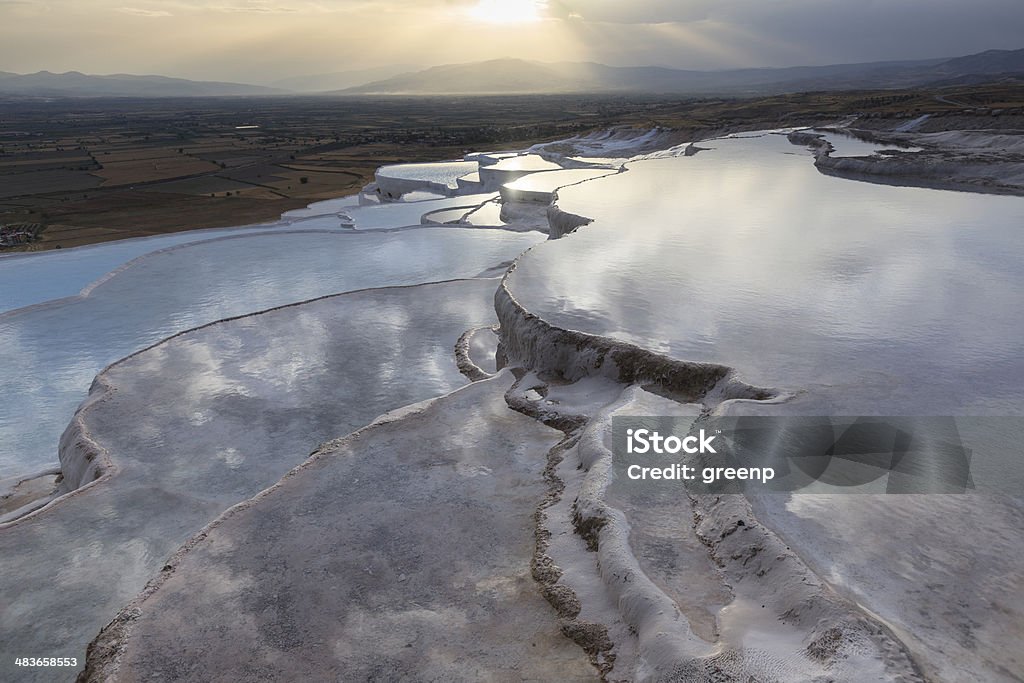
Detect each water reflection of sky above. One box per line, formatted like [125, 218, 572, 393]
[509, 133, 1024, 414]
[814, 129, 923, 157]
[487, 154, 562, 172]
[345, 192, 496, 229]
[515, 132, 1024, 683]
[504, 168, 616, 193]
[0, 193, 511, 315]
[0, 280, 501, 681]
[376, 161, 480, 190]
[465, 200, 505, 226]
[0, 228, 541, 479]
[1, 224, 299, 314]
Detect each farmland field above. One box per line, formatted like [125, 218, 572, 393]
[3, 85, 1023, 250]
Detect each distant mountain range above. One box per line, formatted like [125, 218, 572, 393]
[269, 65, 414, 93]
[338, 49, 1024, 96]
[2, 48, 1023, 98]
[0, 71, 284, 97]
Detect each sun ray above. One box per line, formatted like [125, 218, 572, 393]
[466, 0, 547, 25]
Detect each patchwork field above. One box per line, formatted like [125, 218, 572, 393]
[2, 84, 1022, 250]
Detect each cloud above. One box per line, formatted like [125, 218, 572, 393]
[1, 0, 1023, 81]
[549, 0, 1024, 67]
[168, 0, 425, 11]
[208, 4, 299, 12]
[117, 7, 172, 16]
[162, 0, 314, 12]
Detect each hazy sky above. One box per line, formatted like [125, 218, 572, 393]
[2, 0, 1023, 83]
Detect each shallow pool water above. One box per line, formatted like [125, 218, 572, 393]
[509, 132, 1024, 415]
[376, 161, 479, 190]
[504, 168, 618, 194]
[0, 228, 541, 480]
[5, 130, 1024, 683]
[343, 193, 496, 229]
[486, 154, 562, 172]
[507, 130, 1024, 683]
[815, 129, 923, 157]
[465, 200, 505, 226]
[1, 224, 303, 314]
[0, 280, 506, 683]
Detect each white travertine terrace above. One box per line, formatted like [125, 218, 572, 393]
[374, 160, 479, 197]
[4, 123, 1024, 682]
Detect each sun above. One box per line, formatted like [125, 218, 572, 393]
[466, 0, 547, 24]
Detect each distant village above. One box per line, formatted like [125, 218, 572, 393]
[0, 223, 43, 248]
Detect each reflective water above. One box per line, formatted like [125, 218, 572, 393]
[0, 229, 542, 480]
[397, 190, 448, 202]
[5, 130, 1023, 682]
[506, 131, 1024, 682]
[508, 133, 1024, 415]
[752, 490, 1024, 682]
[281, 194, 361, 219]
[0, 279, 504, 682]
[568, 156, 627, 166]
[424, 207, 472, 224]
[465, 151, 519, 162]
[503, 168, 618, 194]
[0, 191, 394, 315]
[0, 190, 495, 316]
[344, 193, 496, 229]
[376, 161, 479, 190]
[815, 129, 922, 157]
[465, 200, 505, 226]
[1, 224, 292, 314]
[486, 154, 562, 172]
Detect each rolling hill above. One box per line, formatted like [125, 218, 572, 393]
[338, 48, 1024, 96]
[0, 71, 285, 97]
[4, 48, 1023, 98]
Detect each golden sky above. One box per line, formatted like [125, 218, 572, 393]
[1, 0, 1022, 84]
